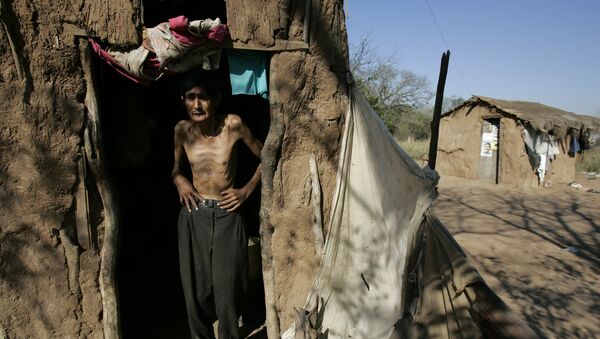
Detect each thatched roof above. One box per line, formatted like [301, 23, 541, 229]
[444, 96, 600, 135]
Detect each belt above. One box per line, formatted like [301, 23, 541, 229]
[200, 198, 221, 209]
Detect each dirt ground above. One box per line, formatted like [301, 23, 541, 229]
[432, 173, 600, 338]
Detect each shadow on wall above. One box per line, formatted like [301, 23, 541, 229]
[0, 69, 90, 336]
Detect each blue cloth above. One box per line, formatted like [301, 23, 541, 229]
[227, 50, 269, 99]
[568, 133, 580, 157]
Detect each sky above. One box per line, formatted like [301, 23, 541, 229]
[346, 0, 600, 116]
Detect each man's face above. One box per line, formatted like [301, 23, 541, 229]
[183, 86, 218, 122]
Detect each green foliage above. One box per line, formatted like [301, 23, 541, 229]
[394, 108, 432, 140]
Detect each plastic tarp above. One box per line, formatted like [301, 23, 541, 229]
[283, 86, 536, 339]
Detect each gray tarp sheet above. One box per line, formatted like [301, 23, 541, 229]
[283, 86, 536, 339]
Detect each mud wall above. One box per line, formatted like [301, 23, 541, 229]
[437, 105, 577, 188]
[499, 117, 539, 187]
[0, 0, 141, 337]
[437, 106, 484, 180]
[500, 115, 575, 186]
[256, 0, 349, 334]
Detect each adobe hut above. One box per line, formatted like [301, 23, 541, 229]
[436, 96, 600, 187]
[0, 0, 348, 337]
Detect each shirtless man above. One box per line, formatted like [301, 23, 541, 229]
[172, 76, 262, 339]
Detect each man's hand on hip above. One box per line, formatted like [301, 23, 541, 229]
[219, 187, 250, 212]
[176, 180, 203, 212]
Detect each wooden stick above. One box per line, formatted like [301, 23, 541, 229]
[303, 0, 312, 44]
[0, 0, 25, 81]
[75, 147, 93, 251]
[59, 228, 82, 297]
[428, 50, 450, 170]
[79, 38, 121, 339]
[309, 155, 324, 256]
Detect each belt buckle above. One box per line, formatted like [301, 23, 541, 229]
[202, 199, 218, 208]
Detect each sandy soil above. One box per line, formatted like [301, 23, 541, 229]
[432, 173, 600, 338]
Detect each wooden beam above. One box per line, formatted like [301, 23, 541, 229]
[205, 38, 309, 52]
[428, 51, 450, 170]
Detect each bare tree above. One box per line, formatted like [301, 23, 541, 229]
[350, 36, 434, 135]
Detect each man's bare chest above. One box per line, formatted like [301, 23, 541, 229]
[184, 135, 237, 167]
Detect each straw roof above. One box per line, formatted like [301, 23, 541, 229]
[444, 96, 600, 135]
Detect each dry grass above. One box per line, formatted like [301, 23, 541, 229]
[576, 145, 600, 173]
[397, 138, 430, 165]
[396, 138, 600, 173]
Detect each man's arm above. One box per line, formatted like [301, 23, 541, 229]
[219, 115, 263, 212]
[173, 121, 202, 212]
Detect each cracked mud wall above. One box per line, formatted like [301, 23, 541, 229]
[263, 0, 349, 332]
[0, 0, 140, 337]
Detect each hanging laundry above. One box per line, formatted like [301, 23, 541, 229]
[520, 126, 541, 169]
[227, 50, 269, 99]
[568, 133, 580, 157]
[538, 154, 547, 183]
[548, 138, 560, 157]
[89, 16, 228, 84]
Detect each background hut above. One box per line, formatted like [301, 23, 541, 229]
[0, 0, 348, 337]
[436, 96, 600, 187]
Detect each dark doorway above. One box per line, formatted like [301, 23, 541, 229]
[94, 2, 269, 335]
[142, 0, 227, 27]
[478, 118, 500, 184]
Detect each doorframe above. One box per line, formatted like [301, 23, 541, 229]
[479, 117, 501, 184]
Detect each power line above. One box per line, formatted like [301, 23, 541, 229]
[423, 0, 473, 96]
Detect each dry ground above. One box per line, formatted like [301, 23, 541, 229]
[433, 174, 600, 339]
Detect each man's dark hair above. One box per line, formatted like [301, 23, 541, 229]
[179, 72, 223, 98]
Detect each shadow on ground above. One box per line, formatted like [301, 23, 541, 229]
[433, 176, 600, 338]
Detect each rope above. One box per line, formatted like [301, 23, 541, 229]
[422, 0, 472, 96]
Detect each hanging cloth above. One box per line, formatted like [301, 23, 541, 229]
[520, 126, 541, 170]
[227, 50, 269, 99]
[281, 85, 535, 339]
[89, 16, 227, 84]
[568, 133, 580, 157]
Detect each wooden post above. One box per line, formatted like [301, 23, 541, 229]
[79, 38, 121, 339]
[303, 0, 312, 44]
[428, 50, 450, 170]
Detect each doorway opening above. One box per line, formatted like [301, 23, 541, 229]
[478, 118, 500, 184]
[94, 2, 269, 336]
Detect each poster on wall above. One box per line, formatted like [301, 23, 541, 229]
[480, 122, 498, 157]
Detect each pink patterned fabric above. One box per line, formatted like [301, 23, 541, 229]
[169, 16, 202, 45]
[88, 38, 148, 85]
[207, 24, 228, 41]
[89, 16, 228, 84]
